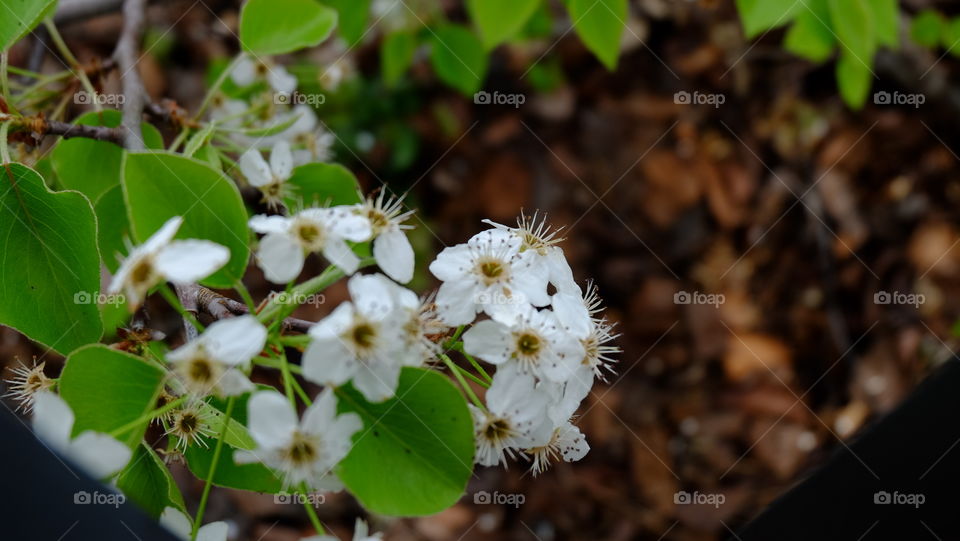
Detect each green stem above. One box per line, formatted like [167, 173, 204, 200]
[254, 356, 304, 374]
[300, 482, 325, 534]
[168, 125, 190, 152]
[158, 283, 204, 333]
[43, 20, 102, 113]
[279, 335, 312, 348]
[0, 121, 10, 165]
[461, 349, 492, 383]
[280, 352, 296, 408]
[1, 52, 16, 115]
[439, 353, 484, 409]
[451, 363, 490, 388]
[291, 376, 312, 406]
[108, 395, 187, 437]
[258, 262, 374, 324]
[234, 279, 258, 313]
[192, 395, 236, 540]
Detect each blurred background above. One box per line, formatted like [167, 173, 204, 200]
[5, 0, 960, 539]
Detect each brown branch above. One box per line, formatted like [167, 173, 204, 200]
[41, 118, 124, 144]
[176, 284, 315, 334]
[113, 0, 147, 150]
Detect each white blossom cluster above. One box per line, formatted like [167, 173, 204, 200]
[429, 214, 619, 474]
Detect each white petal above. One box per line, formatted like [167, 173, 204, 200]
[301, 387, 337, 434]
[487, 367, 539, 415]
[329, 210, 372, 242]
[240, 149, 273, 187]
[428, 244, 471, 281]
[511, 256, 550, 307]
[552, 291, 591, 339]
[374, 229, 414, 284]
[557, 423, 590, 462]
[436, 279, 481, 326]
[197, 521, 229, 541]
[230, 56, 257, 86]
[69, 431, 132, 478]
[321, 238, 360, 275]
[307, 303, 354, 341]
[289, 104, 318, 133]
[202, 315, 267, 366]
[462, 320, 511, 365]
[155, 240, 230, 283]
[160, 507, 192, 539]
[546, 248, 579, 295]
[142, 216, 185, 254]
[302, 338, 356, 386]
[270, 140, 294, 181]
[268, 65, 298, 95]
[247, 391, 298, 448]
[351, 361, 401, 403]
[257, 232, 305, 284]
[348, 274, 394, 321]
[326, 413, 363, 459]
[249, 214, 291, 234]
[31, 391, 74, 450]
[218, 369, 256, 396]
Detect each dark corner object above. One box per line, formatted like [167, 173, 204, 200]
[737, 359, 960, 540]
[0, 405, 179, 541]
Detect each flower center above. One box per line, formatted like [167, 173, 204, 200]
[366, 208, 390, 233]
[131, 258, 156, 286]
[351, 322, 377, 350]
[516, 332, 542, 357]
[284, 431, 319, 466]
[188, 357, 214, 383]
[483, 418, 513, 443]
[475, 257, 508, 286]
[293, 219, 326, 251]
[176, 412, 199, 434]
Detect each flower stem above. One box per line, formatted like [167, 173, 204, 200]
[108, 395, 186, 438]
[43, 19, 102, 113]
[257, 260, 374, 324]
[1, 52, 16, 115]
[280, 352, 296, 408]
[194, 53, 246, 121]
[300, 482, 325, 534]
[158, 283, 204, 333]
[0, 121, 10, 165]
[192, 395, 236, 540]
[234, 279, 258, 312]
[439, 353, 484, 409]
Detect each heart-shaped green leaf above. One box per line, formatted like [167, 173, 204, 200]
[239, 0, 338, 55]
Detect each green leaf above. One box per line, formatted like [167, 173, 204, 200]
[51, 110, 163, 203]
[869, 0, 899, 49]
[198, 402, 256, 450]
[836, 51, 872, 109]
[467, 0, 541, 49]
[910, 10, 944, 48]
[336, 367, 474, 516]
[429, 24, 488, 96]
[735, 0, 802, 39]
[784, 0, 835, 62]
[239, 0, 338, 55]
[121, 152, 250, 288]
[943, 17, 960, 56]
[58, 345, 165, 447]
[0, 0, 57, 51]
[567, 0, 627, 70]
[0, 163, 102, 354]
[827, 0, 875, 62]
[322, 0, 370, 46]
[94, 185, 131, 273]
[117, 443, 186, 518]
[381, 31, 417, 87]
[183, 124, 216, 159]
[284, 162, 363, 209]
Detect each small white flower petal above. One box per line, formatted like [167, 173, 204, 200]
[202, 315, 267, 366]
[160, 507, 192, 539]
[348, 274, 394, 321]
[257, 232, 305, 284]
[270, 140, 294, 181]
[197, 521, 229, 541]
[435, 279, 479, 326]
[374, 228, 414, 284]
[240, 148, 273, 187]
[268, 65, 298, 95]
[218, 369, 256, 396]
[142, 215, 185, 254]
[302, 338, 356, 386]
[428, 244, 471, 281]
[321, 238, 360, 275]
[31, 391, 74, 451]
[69, 431, 132, 478]
[230, 56, 257, 86]
[154, 240, 230, 283]
[247, 391, 299, 448]
[462, 320, 511, 365]
[249, 214, 291, 234]
[351, 361, 400, 403]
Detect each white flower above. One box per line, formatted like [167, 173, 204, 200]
[302, 274, 405, 402]
[303, 518, 383, 541]
[379, 276, 447, 366]
[231, 56, 297, 95]
[463, 304, 585, 383]
[108, 216, 230, 308]
[166, 315, 267, 398]
[32, 391, 132, 479]
[526, 421, 589, 476]
[164, 405, 216, 451]
[160, 507, 228, 541]
[483, 212, 579, 295]
[249, 206, 371, 283]
[241, 140, 294, 209]
[470, 366, 552, 467]
[428, 229, 549, 326]
[356, 191, 415, 283]
[235, 389, 362, 490]
[553, 283, 620, 380]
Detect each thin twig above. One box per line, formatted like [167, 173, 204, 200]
[113, 0, 147, 150]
